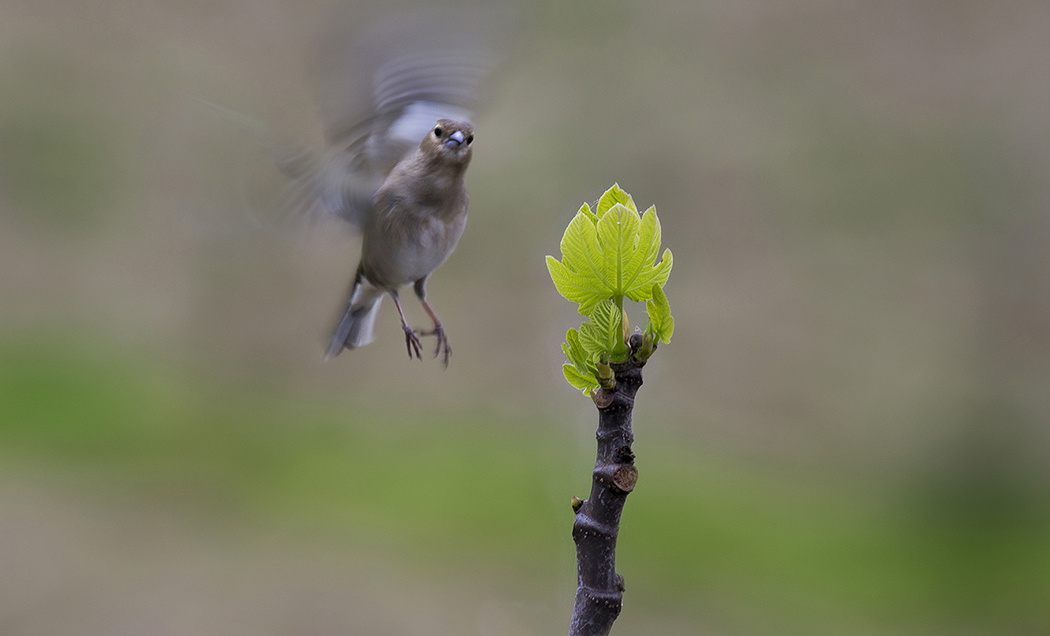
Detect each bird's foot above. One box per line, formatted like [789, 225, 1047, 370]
[420, 324, 452, 368]
[402, 324, 423, 360]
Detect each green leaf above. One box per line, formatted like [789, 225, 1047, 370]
[559, 212, 604, 281]
[578, 299, 626, 360]
[546, 255, 596, 310]
[596, 183, 637, 218]
[625, 248, 673, 302]
[597, 203, 641, 303]
[563, 363, 599, 393]
[547, 209, 614, 315]
[623, 205, 672, 302]
[561, 327, 600, 393]
[645, 284, 675, 343]
[563, 328, 591, 372]
[622, 206, 660, 296]
[548, 191, 673, 314]
[550, 181, 680, 396]
[579, 302, 613, 354]
[548, 184, 676, 395]
[639, 206, 662, 267]
[579, 202, 600, 225]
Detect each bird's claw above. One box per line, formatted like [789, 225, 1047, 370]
[403, 325, 423, 360]
[420, 325, 452, 368]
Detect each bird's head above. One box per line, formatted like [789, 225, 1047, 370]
[421, 119, 474, 168]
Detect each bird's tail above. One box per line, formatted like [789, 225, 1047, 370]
[325, 277, 385, 359]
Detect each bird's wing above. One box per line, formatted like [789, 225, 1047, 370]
[296, 8, 506, 228]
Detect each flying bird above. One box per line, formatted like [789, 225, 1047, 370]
[275, 9, 505, 366]
[325, 118, 473, 365]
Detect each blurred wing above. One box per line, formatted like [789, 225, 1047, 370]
[294, 8, 505, 228]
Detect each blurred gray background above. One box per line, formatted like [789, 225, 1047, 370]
[1, 1, 1049, 634]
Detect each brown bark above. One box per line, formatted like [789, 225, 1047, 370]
[568, 357, 645, 636]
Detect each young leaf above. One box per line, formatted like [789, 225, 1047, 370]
[548, 184, 675, 395]
[645, 284, 675, 343]
[563, 363, 600, 393]
[564, 327, 596, 375]
[597, 203, 641, 302]
[596, 183, 637, 218]
[622, 206, 660, 293]
[624, 248, 673, 302]
[547, 255, 594, 310]
[579, 201, 600, 225]
[547, 209, 612, 314]
[548, 199, 672, 314]
[578, 299, 627, 360]
[623, 205, 672, 302]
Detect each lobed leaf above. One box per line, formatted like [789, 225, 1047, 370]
[579, 202, 600, 225]
[645, 284, 675, 343]
[548, 207, 672, 312]
[621, 206, 661, 297]
[548, 210, 618, 314]
[578, 299, 627, 360]
[564, 328, 592, 373]
[563, 364, 600, 393]
[549, 184, 675, 393]
[625, 248, 673, 302]
[597, 204, 641, 302]
[596, 183, 637, 218]
[546, 256, 598, 309]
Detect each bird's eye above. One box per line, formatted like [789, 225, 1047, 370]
[466, 135, 474, 144]
[433, 127, 443, 137]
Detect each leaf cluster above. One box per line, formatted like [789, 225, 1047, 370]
[547, 184, 675, 394]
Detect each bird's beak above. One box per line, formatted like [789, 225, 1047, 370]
[445, 130, 466, 148]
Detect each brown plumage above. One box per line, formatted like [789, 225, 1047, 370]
[325, 119, 474, 365]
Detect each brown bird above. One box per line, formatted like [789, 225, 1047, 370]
[197, 10, 506, 365]
[203, 9, 505, 364]
[325, 118, 473, 365]
[272, 9, 501, 365]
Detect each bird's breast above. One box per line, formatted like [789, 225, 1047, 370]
[361, 204, 467, 288]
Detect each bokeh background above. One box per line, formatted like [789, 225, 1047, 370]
[2, 0, 1050, 634]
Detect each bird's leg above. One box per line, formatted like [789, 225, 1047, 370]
[419, 298, 451, 366]
[415, 279, 451, 367]
[390, 290, 422, 360]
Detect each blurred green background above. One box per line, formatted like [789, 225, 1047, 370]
[2, 1, 1050, 634]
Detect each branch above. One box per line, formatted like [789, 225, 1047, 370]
[568, 353, 646, 636]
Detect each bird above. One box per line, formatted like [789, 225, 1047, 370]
[324, 118, 474, 366]
[199, 8, 506, 364]
[283, 8, 505, 366]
